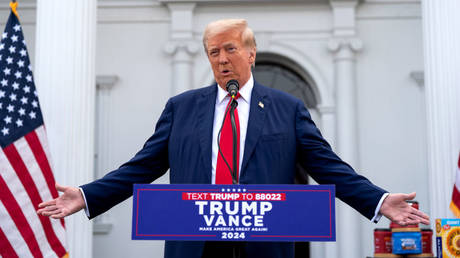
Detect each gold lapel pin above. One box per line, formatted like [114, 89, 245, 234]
[258, 101, 264, 109]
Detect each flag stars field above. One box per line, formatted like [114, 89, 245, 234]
[0, 17, 43, 144]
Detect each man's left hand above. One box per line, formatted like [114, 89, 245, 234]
[380, 192, 430, 226]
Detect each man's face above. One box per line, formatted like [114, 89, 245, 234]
[206, 29, 255, 89]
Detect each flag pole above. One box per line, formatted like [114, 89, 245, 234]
[9, 0, 19, 19]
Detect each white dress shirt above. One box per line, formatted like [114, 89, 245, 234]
[211, 75, 253, 184]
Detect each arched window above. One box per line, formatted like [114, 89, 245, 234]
[253, 53, 320, 126]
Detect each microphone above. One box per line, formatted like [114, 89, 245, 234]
[226, 79, 239, 98]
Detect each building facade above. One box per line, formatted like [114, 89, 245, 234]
[2, 0, 459, 257]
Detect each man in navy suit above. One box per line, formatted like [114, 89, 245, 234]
[38, 19, 429, 258]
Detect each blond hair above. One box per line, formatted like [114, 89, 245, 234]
[203, 18, 256, 53]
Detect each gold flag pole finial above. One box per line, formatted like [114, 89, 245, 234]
[10, 1, 19, 19]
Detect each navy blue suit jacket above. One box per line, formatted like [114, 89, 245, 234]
[81, 82, 386, 258]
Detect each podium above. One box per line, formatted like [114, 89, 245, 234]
[132, 184, 335, 242]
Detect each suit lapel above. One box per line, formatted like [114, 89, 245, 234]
[196, 85, 217, 183]
[241, 82, 269, 177]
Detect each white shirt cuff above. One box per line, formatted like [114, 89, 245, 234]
[79, 187, 91, 218]
[371, 192, 389, 223]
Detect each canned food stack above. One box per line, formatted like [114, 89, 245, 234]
[374, 201, 434, 258]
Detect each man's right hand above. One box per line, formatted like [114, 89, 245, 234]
[37, 183, 86, 219]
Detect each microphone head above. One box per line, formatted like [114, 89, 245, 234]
[226, 79, 239, 97]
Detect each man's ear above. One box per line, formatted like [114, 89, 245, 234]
[249, 48, 256, 65]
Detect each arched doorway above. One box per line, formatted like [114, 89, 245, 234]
[253, 53, 319, 258]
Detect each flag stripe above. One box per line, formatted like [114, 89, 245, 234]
[14, 135, 66, 248]
[0, 147, 52, 258]
[3, 143, 66, 257]
[0, 201, 35, 258]
[0, 227, 19, 258]
[0, 175, 43, 258]
[452, 184, 460, 208]
[26, 128, 65, 228]
[25, 130, 58, 199]
[35, 127, 65, 228]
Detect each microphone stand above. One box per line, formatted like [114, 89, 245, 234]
[230, 97, 243, 258]
[229, 98, 238, 185]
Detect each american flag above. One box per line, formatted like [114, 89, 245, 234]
[0, 4, 67, 258]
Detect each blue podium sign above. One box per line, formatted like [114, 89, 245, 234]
[132, 184, 335, 242]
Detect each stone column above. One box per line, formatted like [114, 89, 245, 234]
[164, 41, 199, 94]
[327, 1, 363, 257]
[163, 3, 199, 95]
[34, 1, 97, 257]
[93, 75, 118, 235]
[421, 0, 460, 220]
[318, 105, 336, 150]
[329, 35, 362, 257]
[328, 37, 363, 258]
[328, 38, 363, 166]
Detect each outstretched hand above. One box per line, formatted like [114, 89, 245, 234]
[37, 183, 86, 219]
[380, 192, 430, 226]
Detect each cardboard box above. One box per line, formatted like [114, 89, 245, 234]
[436, 218, 460, 258]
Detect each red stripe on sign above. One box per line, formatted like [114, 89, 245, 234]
[0, 175, 42, 258]
[0, 227, 19, 258]
[3, 144, 67, 257]
[25, 131, 65, 228]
